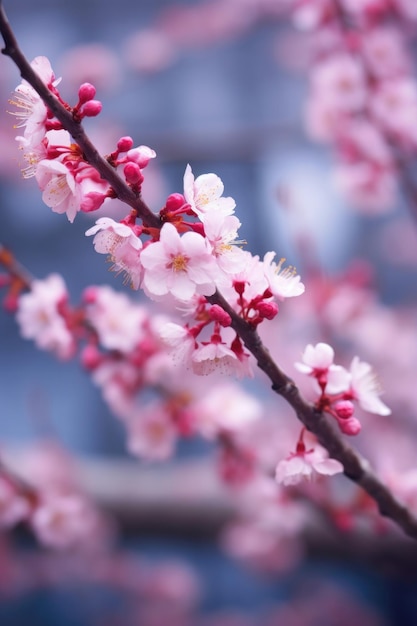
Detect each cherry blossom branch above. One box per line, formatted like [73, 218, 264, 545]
[0, 1, 160, 230]
[1, 2, 417, 542]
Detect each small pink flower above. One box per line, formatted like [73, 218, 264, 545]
[191, 340, 240, 376]
[126, 404, 177, 461]
[158, 322, 196, 365]
[10, 56, 57, 149]
[310, 53, 367, 113]
[86, 217, 143, 288]
[202, 212, 246, 274]
[263, 252, 305, 300]
[276, 443, 343, 486]
[16, 274, 75, 359]
[83, 285, 146, 353]
[183, 164, 236, 218]
[140, 222, 218, 302]
[295, 343, 350, 394]
[31, 495, 98, 549]
[349, 356, 391, 415]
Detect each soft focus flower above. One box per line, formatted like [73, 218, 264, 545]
[83, 286, 146, 353]
[86, 217, 143, 288]
[31, 495, 98, 549]
[276, 444, 343, 486]
[126, 404, 177, 461]
[349, 356, 391, 415]
[16, 274, 75, 359]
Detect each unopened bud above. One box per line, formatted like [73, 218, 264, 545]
[209, 304, 232, 327]
[117, 136, 134, 152]
[338, 416, 361, 436]
[124, 162, 144, 186]
[333, 400, 355, 420]
[82, 286, 99, 304]
[81, 99, 102, 117]
[233, 280, 246, 296]
[256, 300, 279, 320]
[78, 82, 96, 104]
[80, 344, 102, 370]
[165, 193, 186, 213]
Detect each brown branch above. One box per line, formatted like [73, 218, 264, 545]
[1, 1, 417, 541]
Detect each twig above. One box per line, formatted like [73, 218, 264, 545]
[1, 0, 417, 540]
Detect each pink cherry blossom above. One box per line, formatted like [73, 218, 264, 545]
[183, 164, 236, 218]
[202, 212, 247, 274]
[191, 383, 261, 439]
[10, 56, 56, 150]
[349, 356, 391, 415]
[140, 222, 218, 302]
[310, 53, 367, 113]
[31, 495, 99, 549]
[126, 404, 177, 461]
[191, 340, 241, 376]
[16, 274, 75, 359]
[35, 159, 80, 222]
[158, 322, 196, 365]
[276, 444, 343, 486]
[85, 217, 143, 288]
[295, 343, 351, 394]
[263, 252, 305, 300]
[83, 285, 146, 353]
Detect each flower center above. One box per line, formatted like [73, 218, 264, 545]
[171, 254, 188, 272]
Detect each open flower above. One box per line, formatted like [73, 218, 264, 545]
[276, 443, 343, 486]
[183, 164, 236, 218]
[263, 252, 305, 300]
[10, 56, 57, 150]
[86, 217, 143, 288]
[349, 356, 391, 416]
[140, 222, 218, 302]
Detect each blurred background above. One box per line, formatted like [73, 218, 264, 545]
[1, 0, 417, 624]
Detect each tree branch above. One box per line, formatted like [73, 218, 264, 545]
[1, 0, 417, 541]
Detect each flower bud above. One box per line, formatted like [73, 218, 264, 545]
[81, 100, 102, 117]
[256, 300, 279, 320]
[333, 400, 355, 420]
[117, 136, 134, 152]
[124, 162, 144, 186]
[80, 344, 102, 370]
[338, 417, 361, 436]
[78, 82, 96, 104]
[164, 193, 186, 213]
[209, 304, 232, 327]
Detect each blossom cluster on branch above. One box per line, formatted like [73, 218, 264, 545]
[1, 0, 417, 565]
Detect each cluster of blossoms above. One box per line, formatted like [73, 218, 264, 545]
[2, 38, 403, 554]
[295, 341, 391, 434]
[0, 442, 107, 550]
[291, 0, 417, 212]
[10, 56, 156, 222]
[86, 167, 305, 378]
[10, 56, 305, 380]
